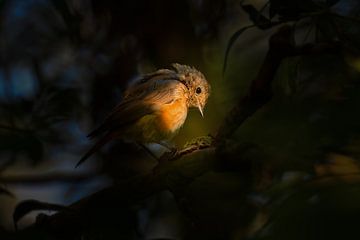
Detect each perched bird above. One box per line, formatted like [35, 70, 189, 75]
[77, 63, 210, 166]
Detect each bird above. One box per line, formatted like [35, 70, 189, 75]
[76, 63, 210, 167]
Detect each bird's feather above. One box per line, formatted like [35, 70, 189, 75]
[88, 78, 185, 139]
[80, 78, 187, 166]
[76, 132, 114, 167]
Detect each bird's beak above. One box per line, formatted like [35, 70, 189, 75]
[196, 98, 204, 117]
[198, 105, 204, 117]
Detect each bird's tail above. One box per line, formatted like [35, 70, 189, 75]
[76, 132, 113, 168]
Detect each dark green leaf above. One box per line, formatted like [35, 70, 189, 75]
[315, 15, 338, 41]
[269, 0, 321, 21]
[241, 4, 272, 29]
[256, 184, 360, 240]
[223, 25, 254, 76]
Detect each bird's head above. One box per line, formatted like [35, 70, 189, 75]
[172, 63, 211, 117]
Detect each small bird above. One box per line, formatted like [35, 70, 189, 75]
[77, 63, 210, 166]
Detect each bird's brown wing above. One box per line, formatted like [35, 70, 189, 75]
[77, 66, 190, 167]
[77, 79, 182, 167]
[86, 100, 152, 139]
[87, 78, 182, 139]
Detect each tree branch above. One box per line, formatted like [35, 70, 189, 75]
[216, 25, 340, 142]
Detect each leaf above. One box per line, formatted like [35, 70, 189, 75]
[223, 25, 254, 76]
[0, 186, 14, 198]
[257, 183, 360, 240]
[241, 4, 272, 30]
[269, 0, 321, 21]
[13, 200, 69, 230]
[315, 15, 338, 42]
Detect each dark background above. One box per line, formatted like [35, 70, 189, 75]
[0, 0, 360, 239]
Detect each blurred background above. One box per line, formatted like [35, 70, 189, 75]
[0, 0, 360, 239]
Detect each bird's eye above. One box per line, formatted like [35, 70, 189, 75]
[196, 87, 202, 94]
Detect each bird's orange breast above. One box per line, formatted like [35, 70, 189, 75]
[158, 99, 188, 133]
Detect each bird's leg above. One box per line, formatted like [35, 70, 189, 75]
[137, 143, 159, 160]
